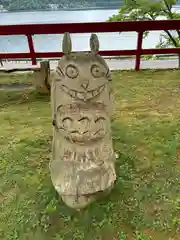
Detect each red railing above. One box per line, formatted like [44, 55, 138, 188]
[1, 20, 180, 71]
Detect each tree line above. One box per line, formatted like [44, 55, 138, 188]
[109, 0, 180, 66]
[0, 0, 122, 11]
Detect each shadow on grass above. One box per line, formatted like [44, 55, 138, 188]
[38, 152, 138, 239]
[0, 132, 139, 239]
[0, 89, 50, 109]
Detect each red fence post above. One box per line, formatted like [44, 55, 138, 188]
[26, 34, 37, 65]
[135, 31, 143, 71]
[1, 21, 180, 66]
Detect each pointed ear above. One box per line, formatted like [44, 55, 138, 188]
[90, 33, 99, 54]
[62, 32, 72, 55]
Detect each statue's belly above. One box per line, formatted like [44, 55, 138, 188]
[50, 102, 116, 195]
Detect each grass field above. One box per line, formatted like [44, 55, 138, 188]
[0, 70, 179, 240]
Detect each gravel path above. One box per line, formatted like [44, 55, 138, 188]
[0, 58, 179, 71]
[0, 58, 179, 89]
[0, 83, 33, 90]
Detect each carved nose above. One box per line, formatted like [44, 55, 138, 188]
[81, 81, 89, 90]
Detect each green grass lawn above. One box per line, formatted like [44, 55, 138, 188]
[0, 70, 179, 240]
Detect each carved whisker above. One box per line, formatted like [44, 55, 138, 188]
[57, 66, 65, 76]
[70, 130, 80, 134]
[93, 128, 104, 136]
[83, 131, 89, 135]
[78, 117, 90, 122]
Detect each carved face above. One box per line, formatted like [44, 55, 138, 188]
[56, 53, 111, 101]
[55, 32, 111, 102]
[56, 103, 109, 144]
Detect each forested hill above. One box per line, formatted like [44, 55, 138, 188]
[0, 0, 122, 11]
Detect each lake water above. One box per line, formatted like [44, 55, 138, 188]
[0, 8, 179, 54]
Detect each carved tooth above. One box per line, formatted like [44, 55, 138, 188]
[77, 92, 83, 100]
[91, 90, 95, 97]
[69, 90, 73, 97]
[81, 93, 87, 101]
[93, 89, 98, 96]
[74, 91, 77, 97]
[80, 92, 84, 98]
[72, 90, 77, 98]
[85, 92, 91, 99]
[69, 90, 75, 97]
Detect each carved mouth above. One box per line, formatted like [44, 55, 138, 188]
[57, 128, 106, 144]
[61, 84, 105, 101]
[65, 130, 106, 144]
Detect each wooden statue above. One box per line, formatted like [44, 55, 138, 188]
[50, 32, 116, 209]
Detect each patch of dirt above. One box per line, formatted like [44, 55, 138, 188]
[0, 187, 18, 204]
[143, 229, 171, 240]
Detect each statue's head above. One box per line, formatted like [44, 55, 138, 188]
[56, 32, 112, 101]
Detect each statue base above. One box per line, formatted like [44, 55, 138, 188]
[60, 184, 114, 209]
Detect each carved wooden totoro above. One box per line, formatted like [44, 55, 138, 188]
[50, 32, 116, 209]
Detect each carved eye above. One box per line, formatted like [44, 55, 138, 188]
[91, 64, 106, 78]
[66, 64, 79, 79]
[62, 117, 73, 129]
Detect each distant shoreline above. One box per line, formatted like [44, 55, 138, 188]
[1, 3, 180, 14]
[1, 4, 180, 14]
[0, 6, 120, 13]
